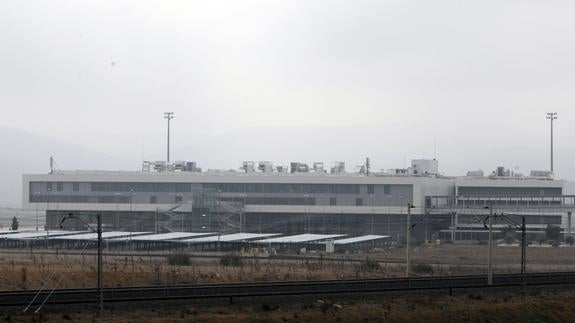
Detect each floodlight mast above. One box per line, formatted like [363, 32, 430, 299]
[164, 112, 175, 164]
[546, 112, 558, 173]
[60, 213, 103, 312]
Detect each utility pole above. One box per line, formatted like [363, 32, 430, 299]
[487, 206, 493, 285]
[164, 112, 175, 163]
[60, 213, 104, 312]
[96, 214, 103, 312]
[546, 112, 558, 173]
[406, 203, 414, 277]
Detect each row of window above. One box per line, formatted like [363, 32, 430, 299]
[31, 195, 369, 206]
[30, 195, 132, 204]
[46, 182, 76, 192]
[203, 183, 365, 194]
[34, 182, 394, 195]
[221, 197, 315, 206]
[91, 182, 192, 192]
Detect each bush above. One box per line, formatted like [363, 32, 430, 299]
[565, 235, 574, 246]
[504, 235, 515, 245]
[167, 253, 191, 266]
[551, 240, 561, 248]
[355, 258, 380, 272]
[219, 254, 243, 267]
[412, 263, 434, 275]
[535, 235, 546, 246]
[545, 225, 562, 241]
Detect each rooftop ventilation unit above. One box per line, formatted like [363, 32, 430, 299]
[290, 162, 310, 173]
[241, 161, 255, 173]
[330, 162, 346, 174]
[258, 161, 273, 173]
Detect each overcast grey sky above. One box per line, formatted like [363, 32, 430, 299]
[1, 1, 575, 179]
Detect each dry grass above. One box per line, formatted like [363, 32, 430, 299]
[1, 243, 575, 291]
[4, 290, 575, 322]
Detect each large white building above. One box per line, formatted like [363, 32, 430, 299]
[22, 159, 575, 241]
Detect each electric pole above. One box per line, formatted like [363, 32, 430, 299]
[406, 203, 415, 277]
[164, 112, 175, 163]
[546, 112, 557, 173]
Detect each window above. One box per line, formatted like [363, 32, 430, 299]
[175, 195, 183, 203]
[355, 198, 363, 206]
[56, 182, 63, 192]
[330, 197, 337, 206]
[73, 183, 80, 192]
[47, 182, 53, 192]
[383, 185, 391, 195]
[150, 196, 157, 204]
[367, 184, 374, 195]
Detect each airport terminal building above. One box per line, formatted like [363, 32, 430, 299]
[22, 159, 575, 241]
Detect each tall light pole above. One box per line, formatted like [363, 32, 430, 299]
[164, 112, 175, 163]
[546, 112, 558, 173]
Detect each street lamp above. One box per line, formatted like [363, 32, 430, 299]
[60, 213, 103, 312]
[546, 112, 558, 173]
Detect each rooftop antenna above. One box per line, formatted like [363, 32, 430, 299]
[546, 112, 558, 173]
[164, 112, 175, 163]
[49, 156, 61, 174]
[365, 157, 370, 176]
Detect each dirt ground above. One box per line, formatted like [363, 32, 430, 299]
[4, 289, 575, 322]
[0, 243, 574, 290]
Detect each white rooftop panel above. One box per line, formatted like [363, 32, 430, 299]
[0, 230, 24, 235]
[257, 234, 346, 244]
[332, 235, 390, 245]
[1, 231, 87, 240]
[180, 233, 280, 243]
[111, 232, 216, 242]
[50, 231, 150, 240]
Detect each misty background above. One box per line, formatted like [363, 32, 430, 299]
[1, 1, 575, 208]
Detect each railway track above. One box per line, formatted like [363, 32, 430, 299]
[2, 272, 575, 308]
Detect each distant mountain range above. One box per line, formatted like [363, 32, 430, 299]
[0, 126, 116, 207]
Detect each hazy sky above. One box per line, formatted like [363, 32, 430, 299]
[1, 1, 575, 178]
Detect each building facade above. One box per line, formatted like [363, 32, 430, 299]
[22, 160, 575, 241]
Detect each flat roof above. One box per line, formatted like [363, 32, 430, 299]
[50, 231, 150, 241]
[332, 235, 390, 245]
[0, 230, 24, 235]
[110, 232, 216, 242]
[180, 233, 280, 243]
[256, 234, 346, 244]
[0, 230, 87, 240]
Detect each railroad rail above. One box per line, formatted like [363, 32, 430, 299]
[2, 272, 575, 308]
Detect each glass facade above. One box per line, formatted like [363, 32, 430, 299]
[203, 183, 360, 194]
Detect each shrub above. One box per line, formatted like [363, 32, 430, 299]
[551, 240, 560, 248]
[167, 253, 191, 266]
[545, 225, 562, 241]
[219, 254, 243, 267]
[535, 235, 546, 246]
[412, 263, 434, 275]
[565, 235, 574, 246]
[504, 235, 515, 245]
[355, 258, 380, 272]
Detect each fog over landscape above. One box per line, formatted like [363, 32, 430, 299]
[2, 1, 575, 207]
